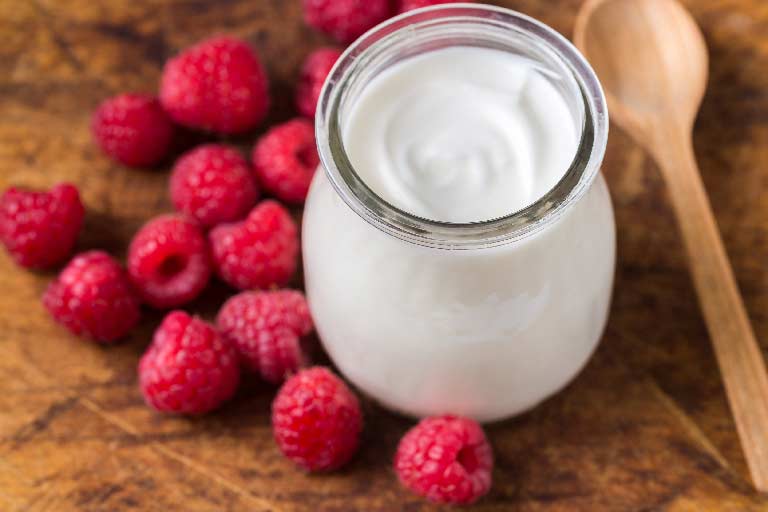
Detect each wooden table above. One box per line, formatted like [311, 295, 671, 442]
[2, 0, 768, 510]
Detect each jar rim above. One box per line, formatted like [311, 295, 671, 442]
[315, 3, 609, 250]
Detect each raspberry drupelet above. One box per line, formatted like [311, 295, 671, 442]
[252, 118, 319, 204]
[127, 214, 211, 309]
[302, 0, 392, 44]
[170, 144, 259, 227]
[216, 290, 313, 383]
[295, 47, 343, 118]
[272, 367, 362, 471]
[139, 311, 240, 414]
[397, 0, 470, 13]
[394, 415, 493, 504]
[0, 183, 84, 269]
[43, 251, 141, 343]
[160, 36, 270, 134]
[91, 93, 174, 167]
[209, 200, 299, 290]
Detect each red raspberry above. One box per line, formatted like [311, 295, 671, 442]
[216, 290, 313, 383]
[127, 214, 211, 309]
[0, 183, 84, 269]
[91, 93, 174, 167]
[394, 415, 493, 504]
[302, 0, 392, 44]
[295, 47, 343, 118]
[139, 311, 240, 414]
[160, 36, 270, 134]
[272, 367, 362, 471]
[43, 251, 141, 343]
[209, 200, 298, 290]
[397, 0, 470, 13]
[170, 144, 259, 227]
[252, 119, 319, 204]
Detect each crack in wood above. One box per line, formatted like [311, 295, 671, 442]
[6, 397, 79, 449]
[29, 0, 85, 73]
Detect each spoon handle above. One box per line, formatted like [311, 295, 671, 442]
[656, 132, 768, 491]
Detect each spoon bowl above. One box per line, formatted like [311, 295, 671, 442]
[575, 0, 708, 152]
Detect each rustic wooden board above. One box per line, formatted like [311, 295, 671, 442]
[2, 0, 768, 510]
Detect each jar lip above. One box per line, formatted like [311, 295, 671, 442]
[315, 3, 609, 250]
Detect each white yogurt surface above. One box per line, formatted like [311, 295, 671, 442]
[303, 46, 615, 422]
[344, 47, 579, 222]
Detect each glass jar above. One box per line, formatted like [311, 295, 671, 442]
[303, 4, 614, 422]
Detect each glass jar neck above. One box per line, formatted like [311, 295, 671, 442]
[316, 4, 608, 250]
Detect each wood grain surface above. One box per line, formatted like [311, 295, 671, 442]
[1, 0, 768, 510]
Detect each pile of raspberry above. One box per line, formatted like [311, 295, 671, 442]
[0, 0, 493, 505]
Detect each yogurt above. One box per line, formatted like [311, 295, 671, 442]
[344, 47, 578, 222]
[303, 10, 615, 422]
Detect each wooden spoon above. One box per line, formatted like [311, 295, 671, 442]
[574, 0, 768, 492]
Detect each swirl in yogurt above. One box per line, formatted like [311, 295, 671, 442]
[343, 47, 579, 223]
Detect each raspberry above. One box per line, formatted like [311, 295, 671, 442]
[170, 144, 259, 227]
[302, 0, 392, 44]
[397, 0, 469, 13]
[91, 93, 174, 167]
[0, 183, 84, 269]
[127, 214, 211, 309]
[43, 251, 141, 343]
[295, 47, 343, 118]
[252, 119, 319, 204]
[209, 200, 298, 290]
[272, 367, 362, 471]
[394, 415, 493, 505]
[139, 311, 240, 414]
[160, 36, 270, 134]
[216, 290, 313, 383]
